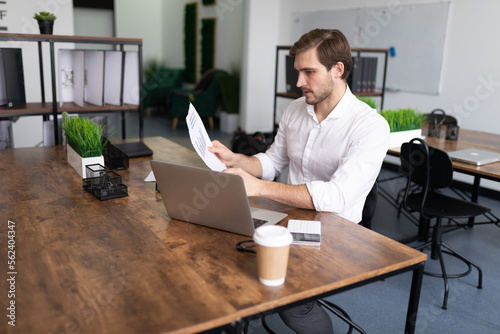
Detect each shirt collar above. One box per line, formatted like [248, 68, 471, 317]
[306, 84, 355, 121]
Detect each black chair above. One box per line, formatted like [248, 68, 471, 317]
[317, 181, 379, 334]
[400, 138, 490, 310]
[359, 181, 378, 229]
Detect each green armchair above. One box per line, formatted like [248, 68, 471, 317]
[142, 68, 184, 113]
[169, 69, 228, 129]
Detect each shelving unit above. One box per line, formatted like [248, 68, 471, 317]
[0, 33, 143, 145]
[273, 45, 389, 125]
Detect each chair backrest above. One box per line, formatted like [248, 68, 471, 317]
[359, 181, 378, 229]
[400, 138, 453, 214]
[400, 138, 453, 190]
[194, 69, 226, 92]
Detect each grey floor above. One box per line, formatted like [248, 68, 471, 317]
[106, 110, 500, 334]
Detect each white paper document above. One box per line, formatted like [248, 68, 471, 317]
[186, 103, 226, 172]
[145, 170, 156, 182]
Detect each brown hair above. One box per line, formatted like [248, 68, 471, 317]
[290, 29, 353, 80]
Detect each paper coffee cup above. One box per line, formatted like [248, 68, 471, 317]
[253, 225, 293, 286]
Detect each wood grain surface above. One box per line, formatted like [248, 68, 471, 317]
[388, 127, 500, 181]
[0, 137, 426, 334]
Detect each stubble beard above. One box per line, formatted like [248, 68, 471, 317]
[304, 75, 335, 106]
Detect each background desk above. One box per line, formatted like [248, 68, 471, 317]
[388, 128, 500, 200]
[0, 137, 426, 334]
[386, 128, 500, 236]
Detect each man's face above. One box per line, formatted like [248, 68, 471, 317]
[294, 47, 338, 106]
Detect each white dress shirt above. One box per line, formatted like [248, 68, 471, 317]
[255, 86, 389, 223]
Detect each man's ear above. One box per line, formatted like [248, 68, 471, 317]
[330, 61, 344, 79]
[331, 61, 344, 79]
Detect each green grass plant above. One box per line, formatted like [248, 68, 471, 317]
[380, 108, 426, 132]
[61, 113, 107, 158]
[357, 96, 378, 110]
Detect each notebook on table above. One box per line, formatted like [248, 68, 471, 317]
[114, 141, 153, 158]
[448, 148, 500, 166]
[150, 161, 288, 236]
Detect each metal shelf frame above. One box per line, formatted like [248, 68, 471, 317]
[0, 33, 144, 145]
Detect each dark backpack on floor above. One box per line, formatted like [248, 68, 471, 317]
[231, 130, 268, 156]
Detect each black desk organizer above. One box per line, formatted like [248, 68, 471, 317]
[83, 164, 128, 200]
[102, 139, 129, 170]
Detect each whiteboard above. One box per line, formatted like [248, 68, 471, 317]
[292, 2, 450, 94]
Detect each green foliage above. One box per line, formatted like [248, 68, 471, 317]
[61, 113, 107, 158]
[220, 67, 240, 114]
[380, 108, 426, 132]
[201, 18, 215, 75]
[33, 11, 56, 21]
[144, 59, 164, 83]
[184, 3, 197, 84]
[357, 96, 378, 110]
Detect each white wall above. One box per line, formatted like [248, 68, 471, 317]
[390, 0, 500, 135]
[161, 1, 187, 68]
[160, 1, 245, 76]
[239, 0, 282, 133]
[115, 0, 164, 61]
[74, 7, 114, 49]
[0, 0, 74, 148]
[244, 0, 500, 136]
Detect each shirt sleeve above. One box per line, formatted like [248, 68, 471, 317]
[305, 114, 389, 220]
[254, 152, 277, 180]
[254, 104, 294, 181]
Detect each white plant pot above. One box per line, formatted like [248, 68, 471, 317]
[387, 129, 422, 150]
[220, 111, 239, 134]
[67, 144, 105, 178]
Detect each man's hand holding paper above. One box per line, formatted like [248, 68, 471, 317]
[186, 103, 227, 172]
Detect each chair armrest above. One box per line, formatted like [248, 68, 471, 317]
[171, 89, 204, 98]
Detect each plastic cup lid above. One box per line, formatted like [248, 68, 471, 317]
[253, 225, 293, 247]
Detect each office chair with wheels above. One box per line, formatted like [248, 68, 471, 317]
[400, 138, 490, 310]
[318, 181, 379, 334]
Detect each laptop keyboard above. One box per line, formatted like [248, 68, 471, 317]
[253, 218, 268, 228]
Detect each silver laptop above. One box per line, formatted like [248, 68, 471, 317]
[448, 148, 500, 166]
[150, 161, 288, 236]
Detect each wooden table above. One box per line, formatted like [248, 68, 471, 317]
[0, 137, 427, 334]
[386, 127, 500, 238]
[388, 127, 500, 199]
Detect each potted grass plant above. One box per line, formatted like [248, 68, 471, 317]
[61, 112, 107, 178]
[380, 108, 426, 148]
[33, 11, 56, 34]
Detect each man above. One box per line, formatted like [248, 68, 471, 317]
[209, 29, 389, 333]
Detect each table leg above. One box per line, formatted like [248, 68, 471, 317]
[417, 216, 429, 242]
[468, 176, 481, 227]
[405, 263, 424, 334]
[121, 111, 126, 140]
